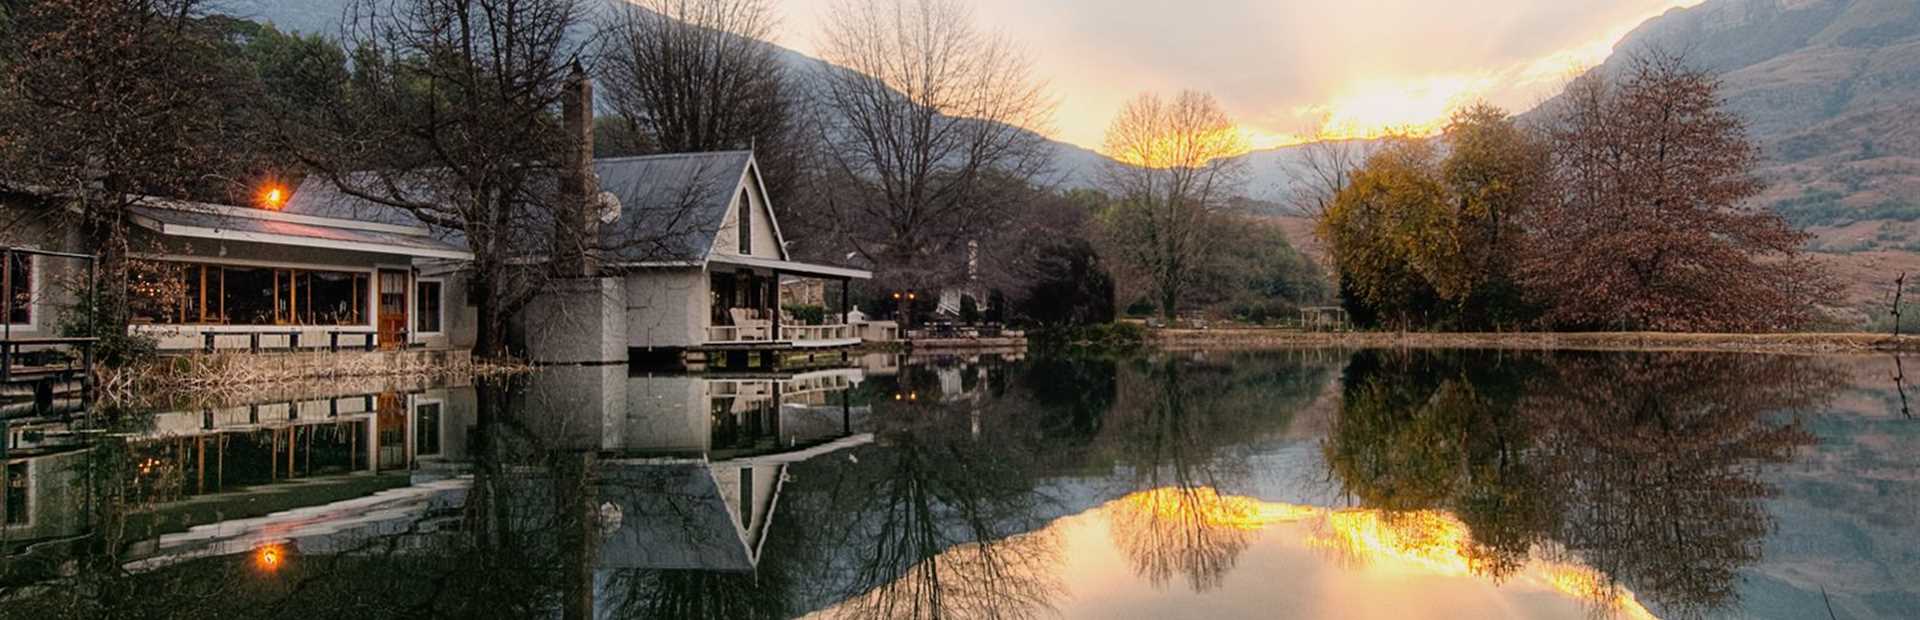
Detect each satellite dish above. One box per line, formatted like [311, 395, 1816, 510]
[596, 191, 622, 224]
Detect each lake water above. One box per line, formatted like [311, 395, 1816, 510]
[1, 349, 1916, 619]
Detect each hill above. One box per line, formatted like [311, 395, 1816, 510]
[1570, 0, 1920, 320]
[225, 0, 1920, 321]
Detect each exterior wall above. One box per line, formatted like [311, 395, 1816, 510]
[625, 268, 708, 349]
[523, 277, 629, 364]
[521, 365, 628, 451]
[1, 198, 86, 341]
[414, 270, 479, 351]
[1, 449, 91, 543]
[712, 170, 782, 260]
[622, 374, 710, 453]
[415, 386, 479, 464]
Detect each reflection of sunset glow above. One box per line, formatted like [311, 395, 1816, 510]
[1115, 488, 1659, 619]
[1307, 509, 1475, 576]
[1117, 487, 1317, 531]
[815, 487, 1663, 619]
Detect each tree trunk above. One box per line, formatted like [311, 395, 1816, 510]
[81, 196, 133, 346]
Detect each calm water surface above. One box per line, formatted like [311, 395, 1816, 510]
[1, 349, 1916, 619]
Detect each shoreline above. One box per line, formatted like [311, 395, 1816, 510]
[1150, 329, 1920, 355]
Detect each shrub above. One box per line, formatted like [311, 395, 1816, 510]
[781, 304, 827, 325]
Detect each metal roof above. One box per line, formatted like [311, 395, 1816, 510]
[278, 150, 869, 276]
[596, 150, 757, 263]
[128, 202, 473, 260]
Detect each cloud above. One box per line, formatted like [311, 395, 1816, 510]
[777, 0, 1703, 149]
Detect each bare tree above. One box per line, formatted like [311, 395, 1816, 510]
[1524, 50, 1833, 332]
[810, 0, 1053, 293]
[0, 0, 239, 358]
[290, 0, 597, 357]
[1098, 91, 1248, 320]
[598, 0, 801, 198]
[1287, 129, 1376, 221]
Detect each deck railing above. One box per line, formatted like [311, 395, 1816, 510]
[781, 324, 855, 342]
[705, 323, 857, 344]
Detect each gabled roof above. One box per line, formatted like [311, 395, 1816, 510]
[594, 150, 768, 263]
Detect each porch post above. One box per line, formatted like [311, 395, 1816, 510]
[770, 272, 781, 341]
[3, 248, 11, 342]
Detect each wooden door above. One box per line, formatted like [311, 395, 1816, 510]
[378, 269, 409, 349]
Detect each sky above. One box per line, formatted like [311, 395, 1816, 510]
[769, 0, 1705, 151]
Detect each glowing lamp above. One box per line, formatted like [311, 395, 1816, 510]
[255, 545, 285, 572]
[260, 186, 287, 210]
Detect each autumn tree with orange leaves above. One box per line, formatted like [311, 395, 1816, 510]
[1524, 51, 1833, 332]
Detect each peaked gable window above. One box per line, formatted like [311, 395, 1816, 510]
[738, 189, 753, 256]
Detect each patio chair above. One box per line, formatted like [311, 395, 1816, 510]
[729, 308, 771, 341]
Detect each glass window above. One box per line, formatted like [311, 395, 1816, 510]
[415, 281, 443, 334]
[415, 402, 442, 456]
[738, 189, 752, 256]
[5, 461, 26, 525]
[5, 253, 29, 325]
[124, 260, 371, 326]
[223, 266, 276, 325]
[309, 271, 365, 325]
[129, 262, 191, 324]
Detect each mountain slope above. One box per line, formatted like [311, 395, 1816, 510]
[1560, 0, 1920, 320]
[1598, 0, 1920, 242]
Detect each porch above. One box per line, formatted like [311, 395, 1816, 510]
[701, 256, 867, 350]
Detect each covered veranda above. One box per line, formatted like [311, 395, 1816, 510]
[703, 255, 870, 349]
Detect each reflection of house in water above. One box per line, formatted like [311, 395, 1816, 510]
[110, 367, 876, 612]
[520, 365, 873, 460]
[0, 423, 91, 547]
[0, 383, 475, 563]
[121, 387, 474, 496]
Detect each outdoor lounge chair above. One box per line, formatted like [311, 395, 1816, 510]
[729, 308, 771, 341]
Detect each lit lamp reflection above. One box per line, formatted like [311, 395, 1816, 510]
[255, 544, 287, 573]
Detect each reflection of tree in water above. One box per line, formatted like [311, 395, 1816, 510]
[603, 569, 788, 619]
[782, 374, 1066, 620]
[1324, 350, 1837, 618]
[1108, 486, 1257, 591]
[1100, 353, 1335, 592]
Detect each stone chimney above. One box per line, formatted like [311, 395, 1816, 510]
[556, 61, 599, 277]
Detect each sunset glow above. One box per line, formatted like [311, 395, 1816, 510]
[778, 0, 1705, 151]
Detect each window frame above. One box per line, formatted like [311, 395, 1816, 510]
[125, 257, 375, 327]
[414, 278, 445, 336]
[413, 399, 444, 458]
[737, 189, 752, 256]
[4, 460, 30, 528]
[4, 252, 35, 328]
